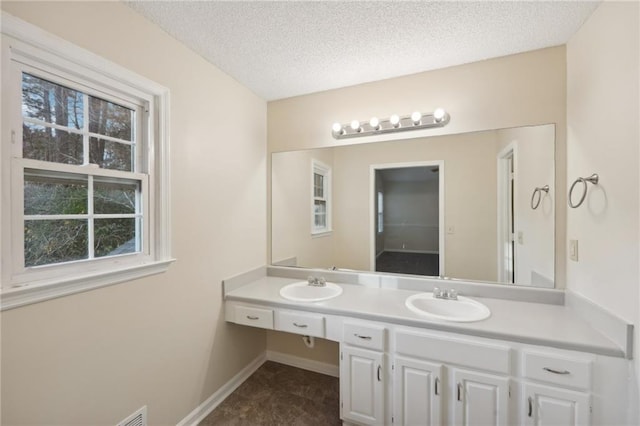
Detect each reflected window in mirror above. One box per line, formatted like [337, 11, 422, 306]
[377, 191, 384, 234]
[312, 159, 331, 235]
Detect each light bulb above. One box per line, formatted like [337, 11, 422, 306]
[369, 117, 380, 130]
[433, 108, 446, 122]
[332, 122, 342, 133]
[350, 120, 361, 132]
[390, 114, 400, 128]
[411, 111, 422, 125]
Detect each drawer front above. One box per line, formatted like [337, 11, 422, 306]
[343, 322, 387, 351]
[522, 351, 592, 391]
[395, 329, 511, 375]
[235, 305, 274, 329]
[276, 310, 325, 337]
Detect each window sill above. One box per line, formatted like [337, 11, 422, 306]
[311, 230, 333, 238]
[1, 258, 175, 311]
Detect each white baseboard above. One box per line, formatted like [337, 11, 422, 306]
[266, 350, 339, 377]
[176, 352, 266, 426]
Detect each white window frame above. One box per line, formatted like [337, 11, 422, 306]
[1, 14, 173, 310]
[311, 159, 332, 235]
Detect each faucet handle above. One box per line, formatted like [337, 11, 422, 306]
[433, 286, 441, 297]
[307, 275, 316, 285]
[448, 289, 458, 300]
[319, 277, 326, 285]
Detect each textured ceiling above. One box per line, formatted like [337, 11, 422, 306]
[126, 1, 600, 101]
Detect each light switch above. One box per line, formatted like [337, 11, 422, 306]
[569, 239, 579, 261]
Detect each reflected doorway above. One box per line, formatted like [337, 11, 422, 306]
[497, 144, 517, 284]
[370, 161, 445, 277]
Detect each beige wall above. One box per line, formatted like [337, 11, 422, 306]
[566, 1, 640, 420]
[266, 331, 339, 366]
[1, 2, 267, 425]
[272, 148, 335, 267]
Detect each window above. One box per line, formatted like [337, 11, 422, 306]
[377, 191, 384, 234]
[1, 15, 172, 310]
[311, 159, 331, 235]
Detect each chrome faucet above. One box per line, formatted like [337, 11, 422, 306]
[307, 276, 327, 287]
[433, 287, 458, 300]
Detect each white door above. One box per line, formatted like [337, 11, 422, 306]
[451, 368, 510, 426]
[393, 356, 443, 425]
[523, 382, 590, 426]
[340, 344, 385, 425]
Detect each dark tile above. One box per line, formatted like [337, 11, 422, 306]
[199, 362, 340, 426]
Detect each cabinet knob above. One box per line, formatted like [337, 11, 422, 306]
[377, 365, 382, 382]
[528, 396, 533, 417]
[457, 382, 462, 401]
[434, 377, 440, 395]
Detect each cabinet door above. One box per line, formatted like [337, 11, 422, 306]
[340, 344, 385, 425]
[393, 356, 443, 426]
[451, 368, 510, 426]
[523, 382, 590, 426]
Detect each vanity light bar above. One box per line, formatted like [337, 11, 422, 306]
[331, 108, 450, 139]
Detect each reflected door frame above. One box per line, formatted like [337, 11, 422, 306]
[369, 160, 445, 275]
[497, 143, 518, 283]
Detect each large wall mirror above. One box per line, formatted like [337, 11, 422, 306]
[271, 124, 555, 288]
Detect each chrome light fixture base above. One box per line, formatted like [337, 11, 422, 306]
[332, 109, 450, 140]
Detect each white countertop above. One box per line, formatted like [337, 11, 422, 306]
[225, 276, 626, 358]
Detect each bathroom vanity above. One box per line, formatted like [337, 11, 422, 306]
[223, 269, 631, 426]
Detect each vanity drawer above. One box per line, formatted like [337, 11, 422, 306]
[522, 350, 592, 391]
[395, 329, 511, 374]
[343, 322, 386, 351]
[275, 310, 325, 337]
[235, 305, 274, 329]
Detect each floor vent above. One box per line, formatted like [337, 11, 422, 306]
[117, 406, 147, 426]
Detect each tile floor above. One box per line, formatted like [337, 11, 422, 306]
[199, 361, 341, 425]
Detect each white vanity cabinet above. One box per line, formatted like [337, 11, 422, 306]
[224, 298, 627, 426]
[451, 368, 510, 426]
[520, 350, 593, 425]
[340, 322, 388, 425]
[393, 328, 512, 426]
[522, 382, 590, 425]
[393, 356, 443, 425]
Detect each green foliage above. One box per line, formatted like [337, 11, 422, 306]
[22, 73, 139, 267]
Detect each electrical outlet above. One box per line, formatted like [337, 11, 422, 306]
[447, 226, 455, 235]
[569, 239, 579, 261]
[517, 231, 524, 245]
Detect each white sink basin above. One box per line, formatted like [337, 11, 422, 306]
[405, 292, 491, 322]
[279, 281, 343, 302]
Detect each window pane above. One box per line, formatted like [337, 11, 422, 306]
[24, 171, 88, 215]
[23, 123, 83, 164]
[94, 179, 138, 214]
[314, 173, 324, 198]
[314, 200, 326, 228]
[89, 137, 133, 171]
[25, 219, 88, 267]
[94, 218, 138, 257]
[22, 73, 84, 129]
[89, 96, 133, 141]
